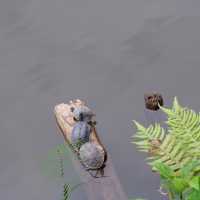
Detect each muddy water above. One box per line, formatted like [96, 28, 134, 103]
[1, 0, 200, 199]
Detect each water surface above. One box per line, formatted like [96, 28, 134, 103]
[1, 0, 200, 199]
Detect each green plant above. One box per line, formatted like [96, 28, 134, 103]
[132, 97, 200, 200]
[39, 143, 82, 200]
[62, 183, 72, 200]
[62, 182, 83, 200]
[71, 138, 85, 151]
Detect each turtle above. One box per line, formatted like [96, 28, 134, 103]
[71, 105, 94, 122]
[71, 105, 96, 148]
[79, 142, 106, 178]
[71, 121, 91, 149]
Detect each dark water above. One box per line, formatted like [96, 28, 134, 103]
[1, 0, 200, 199]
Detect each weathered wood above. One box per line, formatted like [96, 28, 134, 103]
[54, 99, 128, 200]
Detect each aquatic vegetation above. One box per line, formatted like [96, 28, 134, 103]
[62, 183, 72, 200]
[39, 143, 81, 200]
[62, 182, 83, 200]
[132, 97, 200, 200]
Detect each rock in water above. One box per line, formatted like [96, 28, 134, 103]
[71, 122, 91, 145]
[79, 142, 105, 169]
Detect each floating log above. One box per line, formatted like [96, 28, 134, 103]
[54, 99, 128, 200]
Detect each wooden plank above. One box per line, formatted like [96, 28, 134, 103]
[54, 100, 128, 200]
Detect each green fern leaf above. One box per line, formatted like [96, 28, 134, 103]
[172, 96, 181, 112]
[133, 121, 166, 153]
[162, 99, 200, 145]
[132, 97, 200, 180]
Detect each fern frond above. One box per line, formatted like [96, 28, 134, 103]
[148, 135, 193, 171]
[133, 121, 166, 152]
[133, 97, 200, 174]
[132, 97, 200, 199]
[172, 96, 181, 112]
[160, 98, 200, 151]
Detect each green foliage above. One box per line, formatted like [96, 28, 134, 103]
[39, 143, 72, 181]
[154, 161, 200, 199]
[133, 97, 200, 172]
[132, 97, 200, 199]
[154, 162, 175, 179]
[63, 183, 72, 200]
[38, 143, 82, 200]
[186, 189, 200, 200]
[132, 122, 165, 153]
[71, 138, 85, 150]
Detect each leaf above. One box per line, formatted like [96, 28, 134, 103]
[173, 96, 181, 112]
[133, 120, 146, 132]
[159, 106, 174, 116]
[132, 122, 166, 154]
[132, 96, 200, 187]
[154, 162, 175, 179]
[187, 189, 200, 200]
[62, 183, 72, 200]
[171, 177, 188, 193]
[180, 160, 200, 178]
[189, 177, 200, 190]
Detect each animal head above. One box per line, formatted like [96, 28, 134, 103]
[70, 105, 95, 122]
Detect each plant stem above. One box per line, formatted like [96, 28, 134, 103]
[180, 193, 183, 200]
[167, 191, 173, 200]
